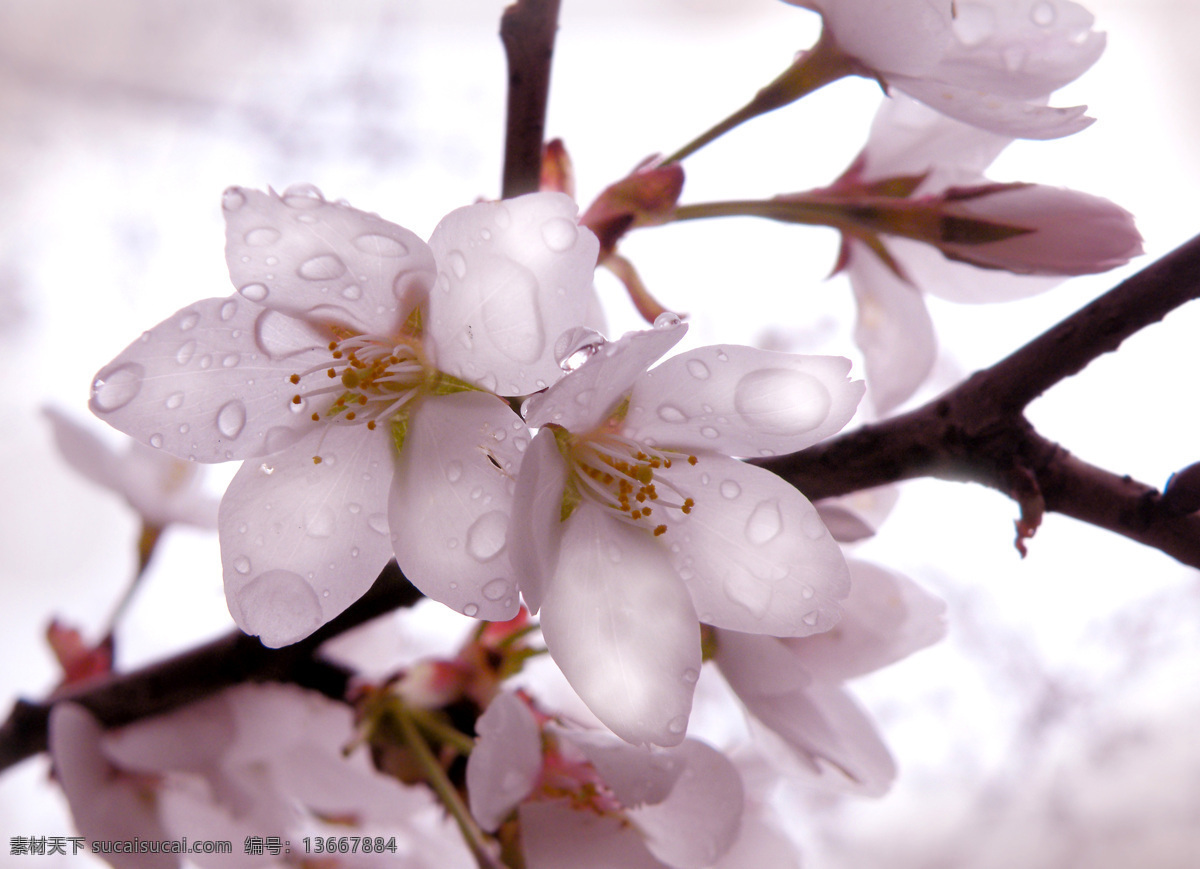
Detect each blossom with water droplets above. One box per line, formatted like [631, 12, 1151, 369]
[466, 691, 745, 869]
[714, 560, 946, 795]
[782, 0, 1105, 138]
[507, 319, 864, 746]
[90, 185, 599, 646]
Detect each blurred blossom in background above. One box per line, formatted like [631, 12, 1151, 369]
[1, 1, 1199, 866]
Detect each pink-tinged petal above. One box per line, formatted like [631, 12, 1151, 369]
[508, 428, 568, 614]
[220, 425, 396, 647]
[624, 346, 863, 458]
[103, 695, 233, 776]
[467, 692, 543, 831]
[942, 184, 1143, 275]
[814, 485, 900, 543]
[630, 739, 744, 868]
[816, 0, 954, 77]
[891, 75, 1093, 139]
[43, 406, 125, 492]
[90, 296, 330, 462]
[783, 559, 947, 680]
[524, 321, 687, 432]
[710, 809, 802, 869]
[540, 502, 700, 747]
[389, 391, 525, 622]
[845, 241, 938, 413]
[715, 631, 895, 795]
[49, 703, 177, 869]
[520, 801, 669, 869]
[660, 457, 849, 637]
[424, 192, 601, 396]
[885, 236, 1060, 303]
[223, 186, 435, 335]
[555, 727, 685, 808]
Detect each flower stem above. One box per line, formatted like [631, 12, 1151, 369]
[395, 706, 502, 869]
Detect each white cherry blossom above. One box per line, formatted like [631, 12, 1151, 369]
[90, 187, 599, 647]
[784, 0, 1106, 138]
[715, 560, 946, 795]
[508, 321, 864, 746]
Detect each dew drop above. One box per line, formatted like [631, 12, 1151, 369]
[446, 250, 468, 279]
[464, 603, 480, 617]
[341, 284, 362, 300]
[233, 556, 251, 575]
[745, 499, 783, 545]
[733, 368, 831, 435]
[540, 216, 578, 252]
[179, 312, 200, 331]
[466, 511, 508, 562]
[222, 188, 246, 211]
[686, 359, 710, 380]
[482, 578, 510, 601]
[259, 463, 275, 475]
[367, 513, 389, 535]
[219, 299, 239, 321]
[165, 392, 184, 410]
[682, 668, 699, 684]
[91, 364, 143, 412]
[178, 423, 190, 434]
[801, 585, 815, 600]
[554, 326, 606, 372]
[244, 227, 281, 247]
[347, 503, 362, 515]
[719, 479, 741, 499]
[653, 311, 682, 329]
[217, 400, 247, 439]
[1031, 0, 1055, 26]
[700, 426, 720, 439]
[175, 341, 197, 365]
[952, 2, 996, 45]
[282, 184, 324, 208]
[235, 569, 322, 641]
[297, 254, 347, 281]
[198, 355, 212, 370]
[656, 404, 688, 423]
[222, 354, 240, 368]
[304, 505, 336, 538]
[446, 460, 463, 483]
[149, 433, 164, 448]
[667, 716, 687, 735]
[353, 233, 409, 257]
[239, 283, 269, 302]
[802, 612, 819, 627]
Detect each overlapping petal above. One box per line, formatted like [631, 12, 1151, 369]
[507, 428, 568, 614]
[425, 192, 601, 395]
[624, 345, 864, 457]
[467, 691, 543, 831]
[389, 391, 527, 621]
[223, 185, 435, 335]
[538, 502, 700, 747]
[219, 425, 396, 648]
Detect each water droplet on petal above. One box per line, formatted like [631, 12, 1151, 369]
[298, 254, 347, 281]
[465, 511, 508, 562]
[282, 184, 324, 209]
[233, 556, 251, 575]
[540, 216, 578, 252]
[175, 341, 196, 365]
[244, 227, 281, 247]
[734, 368, 831, 435]
[667, 715, 687, 735]
[219, 299, 238, 321]
[178, 312, 199, 331]
[464, 603, 480, 617]
[217, 400, 247, 439]
[445, 461, 463, 483]
[700, 426, 719, 439]
[91, 364, 143, 412]
[482, 578, 510, 601]
[656, 404, 688, 423]
[149, 433, 164, 448]
[686, 359, 710, 380]
[259, 463, 275, 475]
[554, 326, 607, 372]
[341, 284, 362, 300]
[222, 188, 246, 211]
[719, 479, 741, 499]
[304, 505, 337, 538]
[682, 668, 699, 684]
[1031, 0, 1055, 26]
[802, 612, 819, 627]
[235, 569, 322, 640]
[222, 354, 240, 368]
[352, 233, 409, 257]
[653, 311, 682, 329]
[367, 513, 389, 535]
[164, 392, 184, 410]
[446, 250, 468, 279]
[745, 499, 783, 545]
[239, 283, 269, 302]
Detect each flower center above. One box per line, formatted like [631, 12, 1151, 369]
[289, 332, 429, 436]
[560, 429, 696, 536]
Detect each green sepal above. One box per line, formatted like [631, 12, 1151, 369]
[390, 409, 411, 455]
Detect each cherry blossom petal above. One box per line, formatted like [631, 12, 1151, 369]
[508, 428, 568, 614]
[49, 703, 177, 869]
[800, 0, 955, 77]
[710, 809, 802, 869]
[220, 425, 396, 647]
[524, 320, 687, 432]
[540, 502, 700, 747]
[661, 457, 849, 636]
[630, 739, 744, 869]
[555, 727, 686, 807]
[890, 75, 1093, 139]
[845, 241, 938, 413]
[424, 192, 601, 395]
[814, 485, 900, 543]
[467, 692, 543, 831]
[519, 801, 669, 869]
[389, 391, 525, 622]
[90, 296, 330, 462]
[624, 346, 863, 457]
[783, 560, 947, 680]
[223, 186, 435, 335]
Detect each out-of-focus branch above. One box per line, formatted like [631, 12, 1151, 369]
[500, 0, 562, 198]
[760, 234, 1200, 566]
[0, 562, 422, 774]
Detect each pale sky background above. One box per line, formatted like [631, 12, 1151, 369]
[1, 1, 1198, 866]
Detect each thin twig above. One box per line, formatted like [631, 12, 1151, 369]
[500, 0, 562, 199]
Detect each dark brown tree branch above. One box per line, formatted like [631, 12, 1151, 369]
[500, 0, 562, 199]
[760, 233, 1200, 566]
[0, 562, 421, 774]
